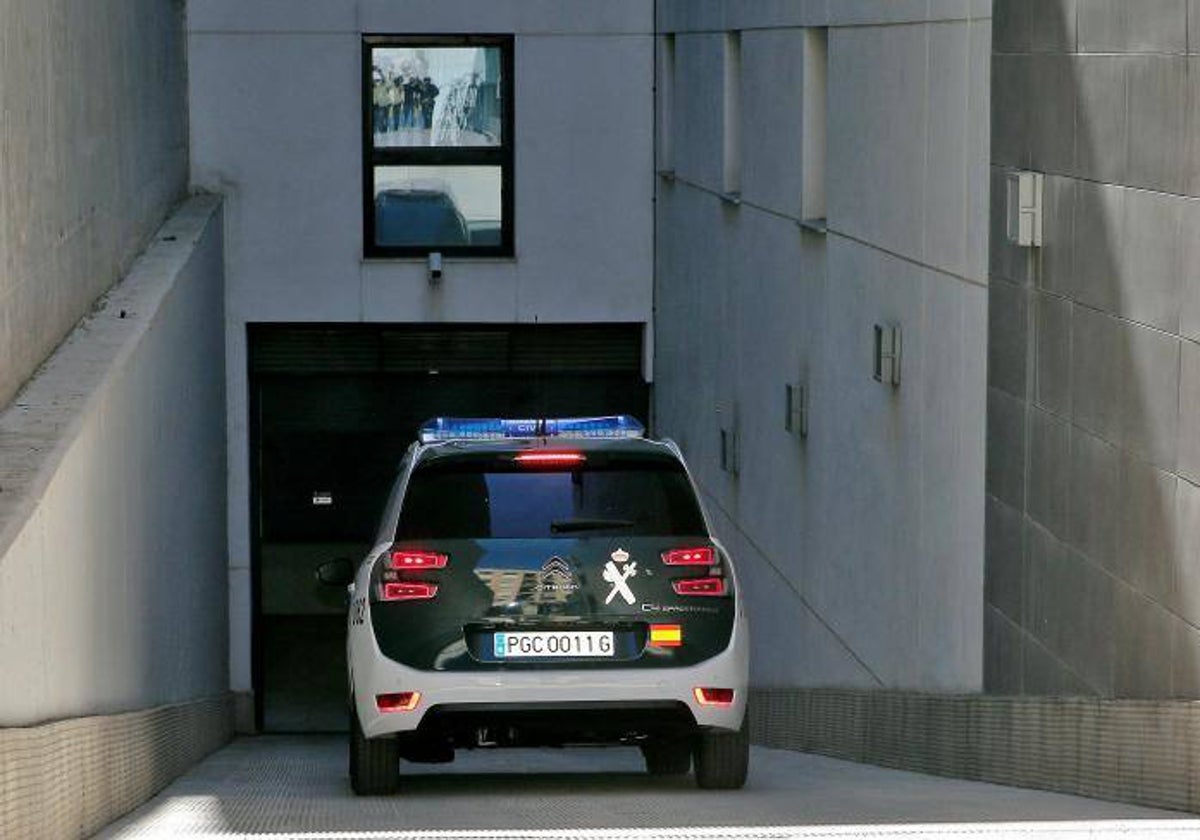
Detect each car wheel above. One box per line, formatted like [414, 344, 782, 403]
[640, 737, 692, 776]
[693, 718, 749, 789]
[349, 704, 400, 795]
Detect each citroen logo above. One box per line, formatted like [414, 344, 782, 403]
[541, 556, 573, 582]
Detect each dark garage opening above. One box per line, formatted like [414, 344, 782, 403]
[248, 323, 650, 732]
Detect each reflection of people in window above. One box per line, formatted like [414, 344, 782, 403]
[389, 77, 402, 132]
[465, 73, 480, 133]
[403, 75, 421, 128]
[372, 69, 389, 136]
[420, 77, 439, 135]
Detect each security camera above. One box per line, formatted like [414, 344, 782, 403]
[428, 251, 443, 285]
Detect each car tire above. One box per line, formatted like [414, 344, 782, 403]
[349, 705, 400, 795]
[693, 718, 749, 789]
[640, 738, 692, 776]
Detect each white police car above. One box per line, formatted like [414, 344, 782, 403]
[330, 416, 749, 794]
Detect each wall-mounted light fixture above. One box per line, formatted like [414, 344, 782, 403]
[785, 382, 808, 438]
[428, 251, 443, 285]
[1006, 171, 1043, 248]
[718, 407, 739, 476]
[874, 324, 901, 386]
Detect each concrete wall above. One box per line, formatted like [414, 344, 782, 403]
[655, 1, 990, 691]
[1, 696, 233, 839]
[986, 2, 1200, 697]
[0, 0, 189, 410]
[186, 0, 655, 706]
[752, 687, 1200, 814]
[0, 197, 228, 727]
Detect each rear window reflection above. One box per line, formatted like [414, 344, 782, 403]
[396, 463, 706, 539]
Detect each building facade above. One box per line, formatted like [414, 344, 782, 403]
[186, 0, 657, 729]
[7, 0, 1200, 834]
[987, 0, 1200, 697]
[655, 1, 990, 692]
[0, 2, 229, 835]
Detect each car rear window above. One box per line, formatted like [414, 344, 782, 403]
[396, 458, 707, 539]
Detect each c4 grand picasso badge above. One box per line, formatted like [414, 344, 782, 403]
[603, 547, 638, 605]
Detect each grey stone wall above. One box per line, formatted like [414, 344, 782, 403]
[0, 694, 233, 839]
[0, 0, 189, 410]
[0, 197, 228, 727]
[655, 1, 989, 691]
[986, 1, 1200, 696]
[752, 687, 1200, 814]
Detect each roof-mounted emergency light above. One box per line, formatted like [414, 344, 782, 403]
[419, 416, 645, 444]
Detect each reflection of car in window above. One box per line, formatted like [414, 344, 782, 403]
[374, 184, 468, 247]
[465, 219, 501, 247]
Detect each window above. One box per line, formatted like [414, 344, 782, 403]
[722, 31, 742, 198]
[657, 34, 676, 174]
[801, 28, 827, 229]
[396, 459, 707, 539]
[363, 35, 514, 257]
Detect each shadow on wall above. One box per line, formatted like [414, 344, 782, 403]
[986, 0, 1197, 699]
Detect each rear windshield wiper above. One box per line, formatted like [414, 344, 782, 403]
[550, 518, 635, 533]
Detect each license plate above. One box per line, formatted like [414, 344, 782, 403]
[493, 630, 614, 659]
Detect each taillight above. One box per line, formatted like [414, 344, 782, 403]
[693, 687, 735, 706]
[662, 546, 715, 566]
[376, 691, 421, 713]
[389, 549, 448, 570]
[673, 577, 726, 597]
[381, 581, 439, 601]
[514, 451, 586, 467]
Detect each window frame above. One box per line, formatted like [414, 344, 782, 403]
[361, 34, 515, 259]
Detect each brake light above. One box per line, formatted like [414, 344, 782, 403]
[390, 549, 448, 570]
[648, 624, 683, 648]
[662, 547, 715, 566]
[514, 451, 587, 467]
[381, 581, 438, 601]
[693, 687, 734, 706]
[376, 691, 421, 712]
[673, 577, 726, 597]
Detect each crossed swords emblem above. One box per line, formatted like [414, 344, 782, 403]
[602, 547, 638, 605]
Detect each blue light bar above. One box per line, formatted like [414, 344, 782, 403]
[544, 416, 646, 438]
[419, 416, 645, 444]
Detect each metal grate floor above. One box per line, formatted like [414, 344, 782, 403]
[94, 737, 1200, 840]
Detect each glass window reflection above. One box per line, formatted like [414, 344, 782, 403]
[371, 47, 503, 149]
[373, 166, 502, 248]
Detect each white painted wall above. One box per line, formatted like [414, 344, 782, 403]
[0, 0, 188, 410]
[655, 1, 990, 690]
[186, 0, 655, 698]
[0, 198, 228, 726]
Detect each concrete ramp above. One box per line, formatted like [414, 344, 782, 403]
[96, 737, 1198, 839]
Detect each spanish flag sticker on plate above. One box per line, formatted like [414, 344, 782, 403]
[649, 623, 682, 647]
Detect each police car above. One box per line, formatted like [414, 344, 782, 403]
[336, 416, 749, 794]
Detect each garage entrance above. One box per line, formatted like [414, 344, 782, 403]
[248, 324, 649, 732]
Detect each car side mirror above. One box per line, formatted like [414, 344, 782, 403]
[315, 558, 355, 587]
